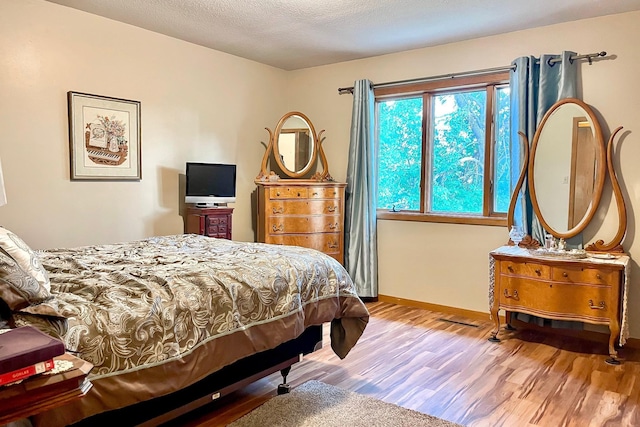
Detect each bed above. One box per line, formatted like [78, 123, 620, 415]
[0, 230, 369, 426]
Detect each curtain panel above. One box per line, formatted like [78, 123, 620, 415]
[509, 51, 578, 244]
[345, 79, 378, 298]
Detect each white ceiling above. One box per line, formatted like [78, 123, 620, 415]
[46, 0, 640, 70]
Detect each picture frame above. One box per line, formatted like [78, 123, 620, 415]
[68, 91, 141, 180]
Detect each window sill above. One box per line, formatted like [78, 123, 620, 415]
[376, 210, 507, 226]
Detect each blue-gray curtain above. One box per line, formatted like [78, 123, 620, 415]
[510, 51, 581, 328]
[510, 51, 578, 244]
[345, 79, 378, 298]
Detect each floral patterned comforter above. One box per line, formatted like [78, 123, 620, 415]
[26, 234, 368, 426]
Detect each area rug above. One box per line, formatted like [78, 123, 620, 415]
[228, 380, 463, 427]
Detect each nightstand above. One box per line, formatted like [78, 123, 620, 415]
[185, 207, 233, 240]
[0, 353, 93, 425]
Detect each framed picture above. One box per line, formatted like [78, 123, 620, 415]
[68, 91, 141, 180]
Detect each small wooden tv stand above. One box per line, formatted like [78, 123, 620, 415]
[185, 206, 233, 240]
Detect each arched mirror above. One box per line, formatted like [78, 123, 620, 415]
[257, 111, 332, 181]
[529, 98, 606, 238]
[508, 98, 627, 252]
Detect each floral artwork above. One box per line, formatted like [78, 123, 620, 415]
[85, 113, 130, 166]
[68, 92, 141, 180]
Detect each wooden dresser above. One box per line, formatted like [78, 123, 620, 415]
[185, 207, 233, 240]
[256, 181, 346, 264]
[489, 246, 629, 364]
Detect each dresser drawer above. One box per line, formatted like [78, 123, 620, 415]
[267, 233, 342, 254]
[500, 261, 550, 279]
[499, 277, 613, 321]
[206, 216, 228, 226]
[308, 187, 341, 199]
[551, 266, 617, 286]
[269, 187, 308, 199]
[267, 199, 341, 215]
[268, 216, 341, 234]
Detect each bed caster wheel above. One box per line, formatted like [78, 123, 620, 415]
[278, 383, 291, 395]
[488, 336, 500, 343]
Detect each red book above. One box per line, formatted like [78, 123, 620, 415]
[0, 359, 55, 386]
[0, 326, 65, 375]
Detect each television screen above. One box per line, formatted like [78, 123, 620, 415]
[185, 163, 236, 205]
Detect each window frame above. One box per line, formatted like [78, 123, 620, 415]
[375, 72, 510, 226]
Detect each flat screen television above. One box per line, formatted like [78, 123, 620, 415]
[185, 162, 236, 206]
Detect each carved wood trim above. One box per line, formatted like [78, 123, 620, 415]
[585, 126, 627, 253]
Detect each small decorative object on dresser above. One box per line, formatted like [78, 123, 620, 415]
[185, 207, 233, 240]
[492, 98, 629, 365]
[255, 112, 346, 264]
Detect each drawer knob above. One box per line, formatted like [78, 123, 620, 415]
[504, 289, 519, 299]
[276, 192, 280, 196]
[327, 205, 337, 213]
[328, 241, 338, 249]
[328, 223, 339, 230]
[563, 272, 568, 277]
[507, 266, 514, 272]
[272, 224, 284, 232]
[588, 300, 606, 310]
[297, 192, 301, 196]
[313, 192, 319, 196]
[535, 269, 541, 276]
[596, 274, 602, 280]
[272, 207, 284, 214]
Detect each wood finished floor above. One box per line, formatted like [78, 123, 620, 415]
[176, 301, 640, 427]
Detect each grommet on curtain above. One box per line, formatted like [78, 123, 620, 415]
[547, 57, 555, 67]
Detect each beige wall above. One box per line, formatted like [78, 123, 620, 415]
[2, 1, 640, 339]
[0, 0, 288, 247]
[286, 12, 640, 337]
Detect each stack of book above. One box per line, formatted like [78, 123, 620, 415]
[0, 326, 66, 386]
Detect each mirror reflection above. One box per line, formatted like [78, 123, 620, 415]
[530, 100, 605, 236]
[277, 115, 314, 173]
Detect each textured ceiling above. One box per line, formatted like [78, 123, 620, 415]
[46, 0, 640, 70]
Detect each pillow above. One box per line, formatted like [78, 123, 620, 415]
[0, 227, 50, 292]
[0, 250, 51, 310]
[11, 311, 68, 341]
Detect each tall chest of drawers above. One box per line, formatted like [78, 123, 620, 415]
[256, 181, 346, 264]
[489, 246, 629, 364]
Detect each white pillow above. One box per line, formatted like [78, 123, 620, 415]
[0, 227, 51, 293]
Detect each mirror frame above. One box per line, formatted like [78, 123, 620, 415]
[528, 98, 606, 239]
[508, 98, 627, 252]
[257, 111, 332, 182]
[272, 112, 318, 178]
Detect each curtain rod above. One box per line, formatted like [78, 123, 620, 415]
[337, 51, 607, 95]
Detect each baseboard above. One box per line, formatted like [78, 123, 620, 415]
[377, 295, 493, 323]
[377, 294, 640, 350]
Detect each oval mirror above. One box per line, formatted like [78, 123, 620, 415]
[529, 98, 606, 238]
[273, 112, 317, 177]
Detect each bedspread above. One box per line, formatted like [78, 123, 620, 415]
[26, 234, 368, 426]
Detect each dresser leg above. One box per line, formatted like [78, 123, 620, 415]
[605, 357, 621, 365]
[606, 323, 621, 365]
[488, 307, 501, 342]
[505, 311, 516, 330]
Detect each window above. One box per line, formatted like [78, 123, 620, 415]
[376, 73, 511, 226]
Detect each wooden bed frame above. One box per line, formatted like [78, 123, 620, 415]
[70, 325, 324, 426]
